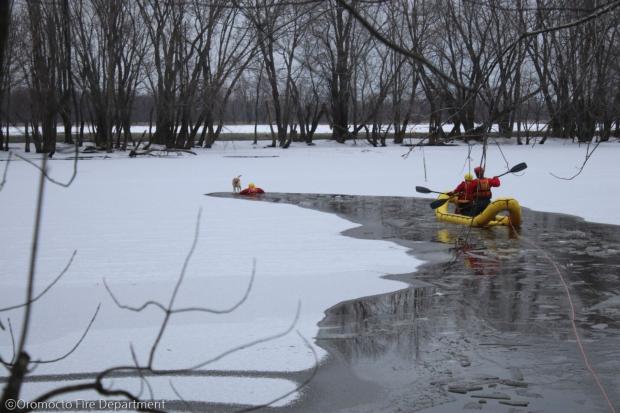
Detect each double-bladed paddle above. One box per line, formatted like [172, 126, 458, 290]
[415, 186, 445, 195]
[495, 162, 527, 178]
[423, 162, 528, 210]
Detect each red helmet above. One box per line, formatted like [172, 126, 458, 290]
[474, 166, 484, 177]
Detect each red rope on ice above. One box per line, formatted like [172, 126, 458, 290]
[515, 228, 617, 413]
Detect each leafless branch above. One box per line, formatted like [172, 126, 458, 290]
[186, 301, 301, 371]
[162, 328, 319, 413]
[550, 141, 602, 180]
[334, 0, 469, 90]
[13, 140, 79, 188]
[103, 259, 256, 316]
[517, 0, 620, 39]
[16, 155, 47, 360]
[491, 138, 511, 169]
[235, 331, 319, 413]
[28, 382, 165, 413]
[0, 251, 77, 313]
[0, 319, 16, 368]
[131, 344, 155, 401]
[28, 382, 99, 407]
[461, 0, 611, 13]
[8, 320, 15, 365]
[0, 151, 11, 191]
[93, 300, 301, 387]
[169, 380, 196, 413]
[30, 304, 100, 364]
[461, 143, 475, 174]
[147, 208, 202, 368]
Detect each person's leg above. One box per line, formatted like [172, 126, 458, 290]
[474, 199, 490, 215]
[460, 203, 474, 216]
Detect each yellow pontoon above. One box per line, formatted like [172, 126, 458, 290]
[434, 194, 522, 227]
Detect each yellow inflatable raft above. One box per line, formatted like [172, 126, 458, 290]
[434, 194, 522, 227]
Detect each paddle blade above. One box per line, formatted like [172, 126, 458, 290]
[497, 162, 528, 177]
[416, 186, 432, 194]
[510, 162, 527, 173]
[430, 198, 449, 209]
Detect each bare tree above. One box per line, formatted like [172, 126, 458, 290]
[74, 0, 132, 151]
[192, 1, 256, 149]
[0, 0, 15, 151]
[4, 0, 620, 147]
[290, 40, 327, 145]
[311, 0, 358, 143]
[23, 0, 63, 153]
[241, 0, 290, 147]
[0, 0, 9, 83]
[137, 0, 189, 148]
[389, 0, 433, 144]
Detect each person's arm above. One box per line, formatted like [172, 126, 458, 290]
[449, 182, 464, 196]
[490, 176, 501, 187]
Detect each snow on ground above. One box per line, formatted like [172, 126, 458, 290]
[1, 138, 618, 407]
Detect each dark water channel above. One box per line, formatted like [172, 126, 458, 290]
[209, 192, 620, 413]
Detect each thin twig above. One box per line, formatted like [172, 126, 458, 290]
[169, 380, 197, 413]
[0, 251, 77, 313]
[31, 304, 101, 364]
[491, 138, 510, 170]
[187, 301, 301, 371]
[103, 259, 256, 316]
[550, 141, 601, 180]
[148, 208, 202, 368]
[165, 329, 320, 413]
[16, 155, 47, 359]
[461, 143, 475, 174]
[235, 331, 320, 413]
[8, 319, 15, 365]
[0, 319, 17, 368]
[96, 302, 302, 381]
[0, 151, 12, 191]
[421, 146, 427, 182]
[29, 382, 165, 413]
[28, 383, 99, 407]
[131, 344, 155, 401]
[334, 0, 469, 90]
[14, 139, 79, 188]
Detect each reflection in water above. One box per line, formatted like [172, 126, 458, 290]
[217, 191, 620, 336]
[317, 285, 434, 362]
[436, 228, 502, 277]
[209, 192, 620, 412]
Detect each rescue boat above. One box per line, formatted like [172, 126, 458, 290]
[434, 194, 522, 227]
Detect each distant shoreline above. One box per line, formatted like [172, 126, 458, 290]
[2, 122, 548, 143]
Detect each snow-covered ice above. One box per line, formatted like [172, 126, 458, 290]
[1, 138, 619, 407]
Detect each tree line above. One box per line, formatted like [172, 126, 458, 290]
[0, 0, 619, 153]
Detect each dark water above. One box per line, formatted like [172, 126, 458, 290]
[209, 192, 620, 413]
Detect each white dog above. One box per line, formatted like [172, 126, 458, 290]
[232, 175, 242, 193]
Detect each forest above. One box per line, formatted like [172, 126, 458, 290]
[0, 0, 619, 152]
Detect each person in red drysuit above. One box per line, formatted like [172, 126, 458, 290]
[448, 172, 476, 216]
[470, 166, 500, 215]
[239, 182, 265, 195]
